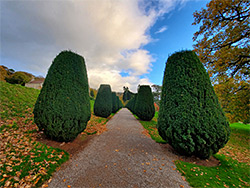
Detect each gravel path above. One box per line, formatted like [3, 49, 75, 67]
[49, 108, 190, 188]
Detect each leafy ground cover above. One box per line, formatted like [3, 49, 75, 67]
[0, 81, 113, 187]
[137, 106, 250, 187]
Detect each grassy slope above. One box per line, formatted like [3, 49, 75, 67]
[0, 81, 40, 120]
[0, 81, 114, 187]
[136, 107, 250, 187]
[0, 81, 70, 187]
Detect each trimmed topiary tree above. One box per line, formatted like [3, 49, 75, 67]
[126, 94, 137, 114]
[112, 92, 118, 113]
[134, 85, 155, 121]
[33, 50, 91, 142]
[94, 84, 112, 118]
[157, 50, 230, 159]
[118, 97, 123, 110]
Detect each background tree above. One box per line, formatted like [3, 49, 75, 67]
[214, 75, 250, 124]
[126, 94, 137, 114]
[94, 84, 112, 118]
[33, 50, 91, 142]
[193, 0, 250, 80]
[151, 84, 162, 104]
[134, 85, 155, 121]
[111, 92, 119, 113]
[5, 71, 33, 86]
[0, 66, 8, 82]
[90, 88, 95, 99]
[122, 86, 135, 102]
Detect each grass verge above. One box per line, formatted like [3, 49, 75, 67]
[132, 104, 250, 187]
[136, 111, 166, 144]
[175, 154, 250, 187]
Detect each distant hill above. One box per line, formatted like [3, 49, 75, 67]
[0, 65, 43, 86]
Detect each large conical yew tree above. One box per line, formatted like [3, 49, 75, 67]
[94, 84, 112, 118]
[33, 50, 91, 142]
[134, 85, 155, 121]
[157, 50, 230, 159]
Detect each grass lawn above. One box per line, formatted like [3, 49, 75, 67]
[136, 107, 250, 187]
[0, 81, 113, 187]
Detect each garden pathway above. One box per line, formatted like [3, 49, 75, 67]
[49, 108, 190, 188]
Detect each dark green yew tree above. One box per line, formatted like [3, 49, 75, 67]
[94, 84, 112, 118]
[126, 94, 137, 114]
[33, 50, 91, 142]
[118, 96, 123, 109]
[134, 85, 155, 121]
[157, 50, 230, 159]
[112, 92, 118, 113]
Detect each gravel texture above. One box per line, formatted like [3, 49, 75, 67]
[49, 108, 190, 188]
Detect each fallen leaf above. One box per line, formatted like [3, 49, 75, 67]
[13, 176, 20, 181]
[67, 185, 71, 188]
[5, 181, 11, 187]
[115, 149, 119, 152]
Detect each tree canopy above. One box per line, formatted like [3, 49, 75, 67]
[122, 87, 135, 102]
[193, 0, 250, 80]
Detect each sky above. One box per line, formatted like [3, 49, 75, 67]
[0, 0, 209, 92]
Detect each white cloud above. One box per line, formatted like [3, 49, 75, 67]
[155, 26, 168, 34]
[1, 0, 187, 92]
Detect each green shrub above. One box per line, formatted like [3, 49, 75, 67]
[94, 84, 112, 118]
[5, 71, 33, 86]
[90, 89, 95, 98]
[157, 50, 230, 159]
[112, 92, 118, 113]
[126, 94, 137, 114]
[122, 87, 135, 102]
[134, 85, 155, 121]
[33, 50, 91, 142]
[117, 96, 122, 110]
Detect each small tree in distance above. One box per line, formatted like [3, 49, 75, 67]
[94, 84, 112, 118]
[134, 85, 155, 121]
